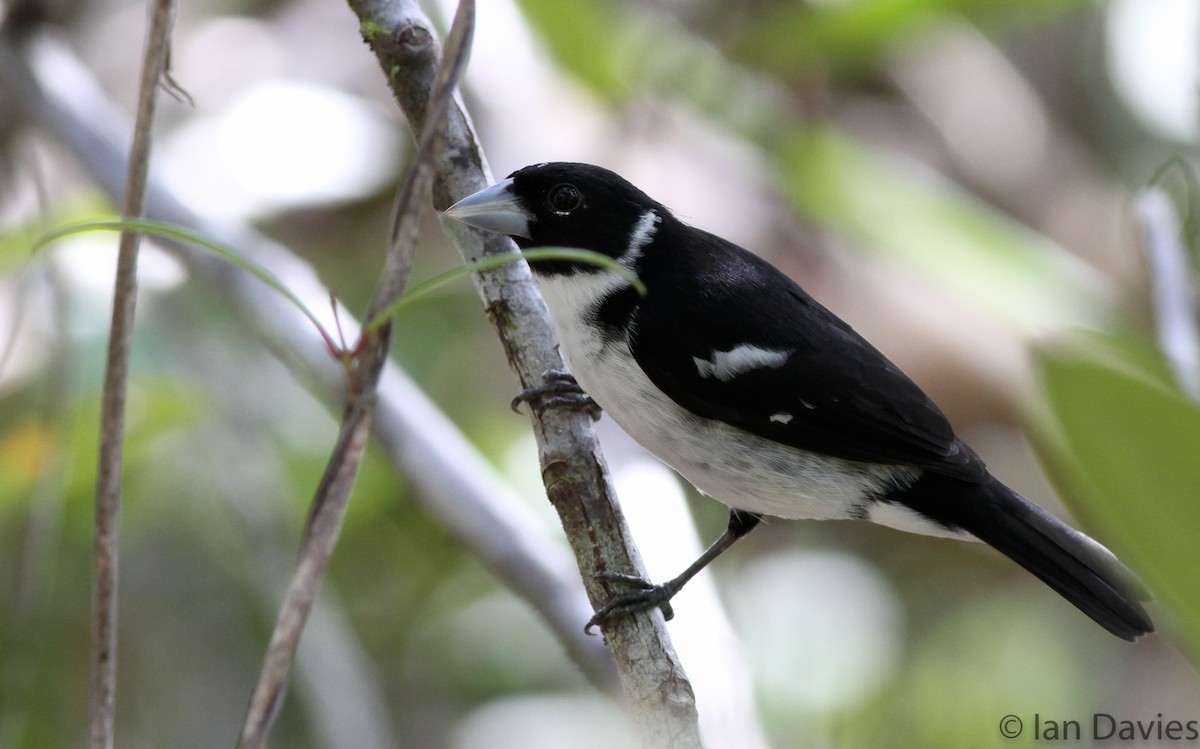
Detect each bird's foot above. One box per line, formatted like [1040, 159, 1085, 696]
[511, 369, 601, 420]
[584, 572, 681, 634]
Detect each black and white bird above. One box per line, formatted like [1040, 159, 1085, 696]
[444, 162, 1152, 640]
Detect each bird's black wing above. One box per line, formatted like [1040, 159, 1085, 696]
[627, 229, 985, 481]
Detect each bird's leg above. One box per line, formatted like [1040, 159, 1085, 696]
[511, 368, 601, 420]
[584, 509, 763, 634]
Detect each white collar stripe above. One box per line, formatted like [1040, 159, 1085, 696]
[621, 209, 660, 266]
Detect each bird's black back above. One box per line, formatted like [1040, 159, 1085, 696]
[625, 216, 986, 480]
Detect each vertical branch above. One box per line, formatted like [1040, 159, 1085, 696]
[91, 1, 175, 747]
[235, 3, 476, 747]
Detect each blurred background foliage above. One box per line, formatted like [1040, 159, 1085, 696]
[1, 0, 1199, 746]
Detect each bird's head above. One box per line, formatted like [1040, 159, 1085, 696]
[445, 162, 665, 272]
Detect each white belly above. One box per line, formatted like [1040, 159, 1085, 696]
[535, 271, 917, 521]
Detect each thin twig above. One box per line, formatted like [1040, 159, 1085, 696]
[347, 0, 702, 744]
[1136, 188, 1200, 400]
[91, 1, 175, 747]
[236, 3, 476, 747]
[237, 392, 380, 749]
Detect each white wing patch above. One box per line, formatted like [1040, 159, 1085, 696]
[769, 412, 794, 424]
[692, 344, 792, 382]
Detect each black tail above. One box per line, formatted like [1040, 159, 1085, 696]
[893, 473, 1154, 641]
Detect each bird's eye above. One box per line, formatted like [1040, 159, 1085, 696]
[547, 183, 584, 216]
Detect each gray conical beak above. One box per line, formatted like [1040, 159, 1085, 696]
[444, 178, 533, 239]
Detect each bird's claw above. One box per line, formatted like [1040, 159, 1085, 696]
[584, 572, 678, 634]
[511, 369, 601, 420]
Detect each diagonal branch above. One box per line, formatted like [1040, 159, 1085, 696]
[346, 0, 702, 744]
[91, 1, 175, 746]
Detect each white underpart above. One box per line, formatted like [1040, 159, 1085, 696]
[532, 265, 932, 526]
[867, 501, 971, 540]
[693, 345, 791, 383]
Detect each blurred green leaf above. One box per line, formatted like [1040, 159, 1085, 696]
[1033, 335, 1200, 660]
[512, 6, 1113, 336]
[513, 0, 791, 140]
[895, 589, 1100, 749]
[517, 0, 1089, 90]
[729, 0, 1091, 77]
[512, 0, 633, 100]
[780, 127, 1113, 332]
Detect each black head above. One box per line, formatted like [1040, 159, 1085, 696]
[506, 163, 661, 254]
[445, 162, 667, 272]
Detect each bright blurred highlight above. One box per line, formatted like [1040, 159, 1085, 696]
[163, 82, 401, 218]
[734, 549, 903, 711]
